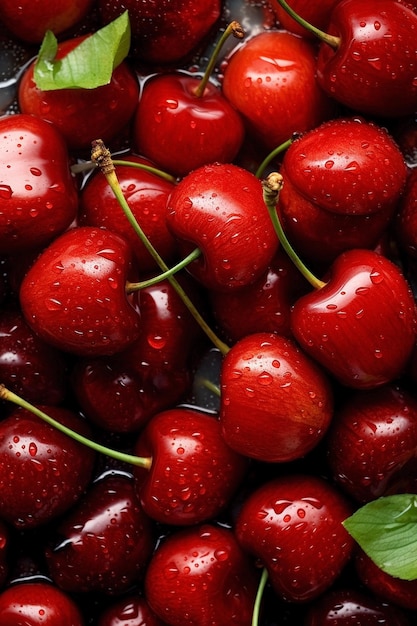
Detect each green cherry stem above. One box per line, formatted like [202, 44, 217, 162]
[0, 385, 152, 470]
[274, 0, 340, 49]
[91, 139, 230, 356]
[196, 377, 221, 397]
[194, 20, 245, 98]
[262, 172, 326, 290]
[255, 136, 295, 180]
[252, 568, 269, 626]
[126, 248, 202, 292]
[71, 157, 177, 184]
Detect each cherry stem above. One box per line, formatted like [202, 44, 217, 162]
[262, 173, 326, 290]
[274, 0, 340, 49]
[194, 20, 245, 98]
[252, 568, 268, 626]
[126, 248, 202, 292]
[255, 136, 295, 179]
[71, 157, 177, 184]
[91, 139, 230, 356]
[0, 385, 152, 470]
[196, 377, 221, 397]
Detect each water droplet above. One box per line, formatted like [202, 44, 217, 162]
[0, 184, 12, 199]
[370, 270, 384, 284]
[45, 298, 62, 311]
[257, 371, 273, 386]
[166, 99, 178, 110]
[29, 442, 37, 457]
[147, 334, 166, 350]
[214, 549, 229, 561]
[30, 167, 42, 176]
[324, 160, 334, 169]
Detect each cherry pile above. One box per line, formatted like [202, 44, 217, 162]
[1, 0, 417, 624]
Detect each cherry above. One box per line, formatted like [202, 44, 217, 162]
[18, 35, 139, 153]
[0, 406, 95, 528]
[133, 22, 245, 177]
[72, 276, 205, 432]
[0, 520, 9, 589]
[220, 332, 333, 463]
[0, 306, 68, 406]
[133, 406, 248, 525]
[144, 523, 259, 626]
[222, 29, 337, 152]
[165, 162, 279, 292]
[327, 384, 417, 503]
[0, 113, 78, 256]
[396, 167, 417, 260]
[45, 472, 155, 595]
[19, 226, 141, 357]
[79, 155, 178, 274]
[0, 0, 95, 43]
[304, 587, 411, 625]
[97, 0, 222, 65]
[0, 581, 84, 625]
[98, 595, 169, 626]
[235, 474, 354, 603]
[270, 0, 342, 39]
[291, 248, 416, 389]
[276, 0, 417, 117]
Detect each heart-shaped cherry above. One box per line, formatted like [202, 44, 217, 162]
[19, 226, 141, 357]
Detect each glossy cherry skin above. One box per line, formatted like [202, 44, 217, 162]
[356, 550, 417, 611]
[235, 474, 354, 603]
[396, 167, 417, 259]
[98, 0, 221, 64]
[0, 407, 95, 528]
[133, 407, 248, 525]
[0, 114, 78, 256]
[45, 473, 155, 595]
[0, 581, 84, 625]
[305, 587, 411, 625]
[0, 307, 68, 406]
[220, 332, 333, 463]
[98, 596, 169, 626]
[145, 523, 259, 626]
[166, 163, 279, 291]
[316, 0, 417, 117]
[222, 30, 337, 151]
[72, 276, 204, 432]
[0, 520, 9, 589]
[79, 155, 178, 274]
[20, 226, 141, 357]
[209, 248, 309, 343]
[133, 73, 245, 177]
[291, 248, 417, 389]
[327, 384, 417, 503]
[18, 36, 139, 153]
[0, 0, 94, 42]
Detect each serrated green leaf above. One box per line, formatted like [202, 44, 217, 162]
[34, 10, 131, 91]
[343, 494, 417, 581]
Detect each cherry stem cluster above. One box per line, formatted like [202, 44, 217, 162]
[262, 172, 326, 290]
[91, 139, 230, 356]
[274, 0, 340, 49]
[0, 384, 152, 470]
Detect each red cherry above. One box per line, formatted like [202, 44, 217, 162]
[0, 114, 78, 256]
[291, 248, 417, 389]
[220, 332, 333, 463]
[271, 0, 342, 39]
[133, 407, 248, 525]
[0, 581, 84, 625]
[0, 306, 68, 406]
[166, 162, 279, 291]
[133, 72, 245, 177]
[97, 0, 222, 64]
[18, 36, 139, 153]
[0, 406, 95, 528]
[79, 155, 178, 274]
[305, 587, 411, 625]
[316, 0, 417, 117]
[45, 473, 155, 595]
[396, 167, 417, 259]
[145, 523, 259, 626]
[0, 0, 94, 43]
[20, 226, 141, 357]
[235, 474, 354, 603]
[222, 30, 337, 151]
[327, 384, 417, 502]
[0, 520, 9, 589]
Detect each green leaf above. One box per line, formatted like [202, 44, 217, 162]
[34, 10, 131, 91]
[343, 494, 417, 581]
